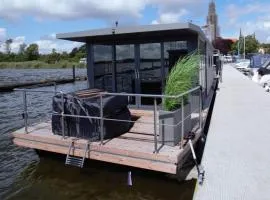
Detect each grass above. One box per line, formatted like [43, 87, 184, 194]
[164, 51, 200, 111]
[0, 61, 86, 69]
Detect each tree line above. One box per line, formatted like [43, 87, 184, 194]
[0, 39, 86, 63]
[0, 34, 268, 64]
[213, 34, 261, 55]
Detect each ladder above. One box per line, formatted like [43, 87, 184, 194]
[65, 141, 89, 168]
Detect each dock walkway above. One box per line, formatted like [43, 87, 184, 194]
[194, 64, 270, 199]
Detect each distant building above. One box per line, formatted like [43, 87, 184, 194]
[205, 0, 219, 42]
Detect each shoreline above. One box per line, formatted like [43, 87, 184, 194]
[0, 61, 86, 69]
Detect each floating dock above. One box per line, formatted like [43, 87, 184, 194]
[194, 64, 270, 199]
[12, 108, 210, 174]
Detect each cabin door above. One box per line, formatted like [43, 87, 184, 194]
[136, 43, 163, 106]
[114, 44, 138, 105]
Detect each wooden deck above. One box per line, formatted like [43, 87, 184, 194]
[12, 109, 207, 174]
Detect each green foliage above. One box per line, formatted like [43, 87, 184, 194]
[164, 52, 200, 111]
[232, 34, 259, 54]
[5, 39, 13, 54]
[26, 43, 39, 60]
[0, 61, 79, 69]
[0, 40, 87, 68]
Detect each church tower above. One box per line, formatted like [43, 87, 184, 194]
[206, 0, 219, 41]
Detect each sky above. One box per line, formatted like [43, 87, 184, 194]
[0, 0, 270, 54]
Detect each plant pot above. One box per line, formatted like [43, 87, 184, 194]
[159, 103, 191, 147]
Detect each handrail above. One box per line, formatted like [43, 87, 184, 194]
[17, 85, 203, 153]
[14, 88, 59, 93]
[101, 86, 201, 99]
[14, 85, 200, 99]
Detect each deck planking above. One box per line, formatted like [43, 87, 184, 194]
[12, 106, 211, 174]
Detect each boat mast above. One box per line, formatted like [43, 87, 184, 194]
[243, 35, 246, 59]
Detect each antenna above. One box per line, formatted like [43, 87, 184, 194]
[115, 21, 118, 27]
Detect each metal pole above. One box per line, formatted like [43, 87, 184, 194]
[100, 94, 104, 145]
[72, 65, 76, 81]
[153, 98, 158, 153]
[243, 35, 246, 60]
[181, 96, 184, 149]
[199, 87, 202, 130]
[61, 92, 65, 138]
[54, 82, 57, 95]
[23, 91, 28, 133]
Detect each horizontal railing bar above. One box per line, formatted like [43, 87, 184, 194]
[15, 86, 200, 99]
[101, 86, 201, 99]
[52, 105, 200, 128]
[14, 88, 60, 93]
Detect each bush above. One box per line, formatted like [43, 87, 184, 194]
[164, 51, 200, 111]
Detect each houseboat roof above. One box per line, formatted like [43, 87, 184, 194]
[56, 22, 209, 45]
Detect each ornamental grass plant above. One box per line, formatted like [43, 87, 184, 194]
[164, 51, 200, 111]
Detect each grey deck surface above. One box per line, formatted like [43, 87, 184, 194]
[194, 64, 270, 200]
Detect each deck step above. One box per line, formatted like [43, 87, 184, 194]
[65, 155, 84, 167]
[65, 141, 89, 168]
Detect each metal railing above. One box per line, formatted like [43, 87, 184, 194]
[15, 85, 203, 153]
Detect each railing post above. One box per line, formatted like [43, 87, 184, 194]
[61, 92, 65, 138]
[199, 87, 202, 130]
[153, 98, 158, 153]
[54, 82, 57, 95]
[23, 90, 28, 133]
[100, 94, 104, 145]
[181, 96, 184, 149]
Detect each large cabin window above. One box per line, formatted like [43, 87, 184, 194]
[93, 45, 113, 92]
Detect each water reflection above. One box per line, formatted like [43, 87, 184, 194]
[6, 156, 196, 200]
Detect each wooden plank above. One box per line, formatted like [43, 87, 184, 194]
[130, 109, 154, 117]
[12, 131, 179, 163]
[14, 138, 177, 174]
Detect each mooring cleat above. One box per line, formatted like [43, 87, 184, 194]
[198, 167, 205, 185]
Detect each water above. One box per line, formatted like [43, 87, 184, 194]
[0, 68, 87, 85]
[0, 69, 196, 200]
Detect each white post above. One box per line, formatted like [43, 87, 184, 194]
[243, 35, 246, 60]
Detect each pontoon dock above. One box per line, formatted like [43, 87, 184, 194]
[194, 64, 270, 199]
[12, 107, 211, 174]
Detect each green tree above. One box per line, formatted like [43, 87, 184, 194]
[245, 35, 259, 53]
[26, 43, 39, 60]
[232, 34, 259, 54]
[18, 43, 27, 54]
[47, 48, 60, 63]
[5, 39, 13, 54]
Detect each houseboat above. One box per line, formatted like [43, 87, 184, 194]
[12, 22, 217, 177]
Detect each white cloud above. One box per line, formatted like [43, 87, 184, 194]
[0, 28, 6, 52]
[151, 9, 189, 24]
[0, 28, 6, 41]
[0, 29, 82, 54]
[10, 36, 26, 52]
[0, 0, 147, 21]
[0, 0, 204, 22]
[224, 3, 270, 43]
[35, 39, 82, 54]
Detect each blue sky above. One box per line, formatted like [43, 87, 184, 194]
[0, 0, 270, 53]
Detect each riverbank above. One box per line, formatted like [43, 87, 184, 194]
[0, 61, 86, 69]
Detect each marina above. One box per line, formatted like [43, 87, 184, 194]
[2, 0, 270, 199]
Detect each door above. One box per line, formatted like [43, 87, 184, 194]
[138, 43, 162, 105]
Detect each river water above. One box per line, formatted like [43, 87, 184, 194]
[0, 69, 195, 200]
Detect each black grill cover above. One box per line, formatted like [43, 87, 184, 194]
[52, 89, 132, 140]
